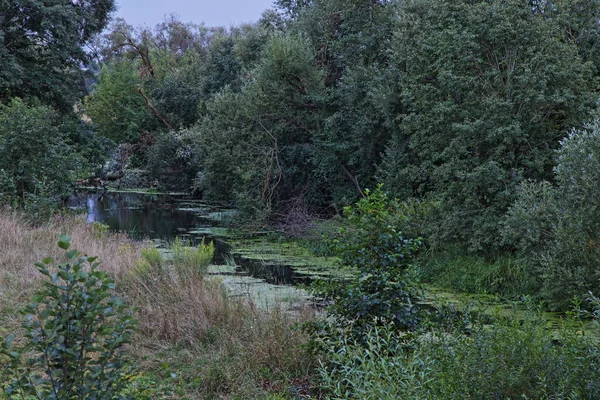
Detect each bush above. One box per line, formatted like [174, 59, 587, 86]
[0, 99, 77, 206]
[146, 131, 202, 191]
[309, 185, 421, 340]
[317, 310, 600, 399]
[0, 235, 138, 399]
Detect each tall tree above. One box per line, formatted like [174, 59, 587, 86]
[380, 0, 597, 251]
[0, 0, 115, 111]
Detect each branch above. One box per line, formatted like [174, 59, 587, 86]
[136, 85, 174, 131]
[341, 164, 365, 198]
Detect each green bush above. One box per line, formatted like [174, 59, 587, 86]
[317, 310, 600, 399]
[0, 236, 138, 399]
[309, 185, 421, 340]
[0, 99, 77, 206]
[146, 131, 202, 191]
[504, 120, 600, 309]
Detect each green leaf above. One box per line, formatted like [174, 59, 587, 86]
[58, 235, 71, 250]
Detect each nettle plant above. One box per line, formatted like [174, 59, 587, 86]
[0, 236, 137, 399]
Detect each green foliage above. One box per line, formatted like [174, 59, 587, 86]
[84, 61, 151, 143]
[505, 120, 600, 309]
[381, 0, 597, 252]
[310, 186, 421, 339]
[0, 98, 78, 208]
[417, 251, 537, 298]
[0, 168, 17, 206]
[0, 235, 138, 399]
[171, 238, 215, 280]
[198, 32, 325, 219]
[317, 310, 600, 399]
[0, 0, 115, 112]
[146, 131, 202, 191]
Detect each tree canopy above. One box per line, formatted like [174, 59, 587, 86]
[0, 0, 115, 111]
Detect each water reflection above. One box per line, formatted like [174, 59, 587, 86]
[69, 191, 204, 240]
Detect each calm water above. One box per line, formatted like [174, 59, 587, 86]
[68, 191, 211, 239]
[68, 190, 308, 284]
[68, 190, 233, 261]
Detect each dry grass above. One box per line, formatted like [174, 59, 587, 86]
[0, 209, 317, 399]
[0, 210, 140, 328]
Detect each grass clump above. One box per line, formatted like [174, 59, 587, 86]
[171, 237, 214, 280]
[416, 249, 538, 298]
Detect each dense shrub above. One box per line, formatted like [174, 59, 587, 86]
[504, 120, 600, 309]
[318, 310, 600, 399]
[145, 131, 202, 191]
[0, 99, 77, 206]
[309, 186, 421, 340]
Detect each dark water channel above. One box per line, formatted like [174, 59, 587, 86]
[68, 190, 303, 284]
[68, 190, 233, 262]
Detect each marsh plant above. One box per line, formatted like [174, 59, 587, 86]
[0, 236, 137, 399]
[171, 237, 215, 280]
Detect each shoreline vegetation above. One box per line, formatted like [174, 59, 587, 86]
[0, 210, 316, 398]
[3, 203, 600, 398]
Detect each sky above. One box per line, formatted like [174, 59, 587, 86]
[114, 0, 276, 28]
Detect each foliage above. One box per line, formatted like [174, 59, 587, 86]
[417, 251, 537, 298]
[0, 235, 137, 399]
[380, 0, 597, 252]
[317, 309, 600, 399]
[197, 32, 325, 219]
[145, 130, 202, 191]
[310, 186, 421, 340]
[170, 237, 214, 281]
[505, 120, 600, 309]
[0, 0, 115, 112]
[84, 61, 151, 143]
[0, 98, 78, 207]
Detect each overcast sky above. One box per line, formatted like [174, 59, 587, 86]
[114, 0, 276, 28]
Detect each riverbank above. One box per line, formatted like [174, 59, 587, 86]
[4, 207, 600, 398]
[0, 210, 317, 398]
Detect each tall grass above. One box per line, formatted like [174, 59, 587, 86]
[0, 209, 316, 398]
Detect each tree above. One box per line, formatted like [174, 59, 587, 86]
[0, 99, 78, 205]
[282, 0, 398, 205]
[198, 33, 325, 220]
[84, 61, 151, 143]
[380, 0, 597, 251]
[0, 0, 116, 111]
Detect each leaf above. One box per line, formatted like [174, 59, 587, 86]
[58, 235, 71, 250]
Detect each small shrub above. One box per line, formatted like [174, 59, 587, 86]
[0, 235, 138, 399]
[309, 185, 421, 340]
